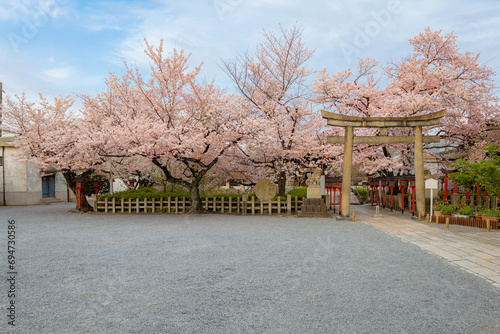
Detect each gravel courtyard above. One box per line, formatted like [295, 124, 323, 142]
[1, 203, 499, 333]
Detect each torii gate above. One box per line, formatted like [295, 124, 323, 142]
[322, 109, 446, 218]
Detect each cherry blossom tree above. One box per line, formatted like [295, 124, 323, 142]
[82, 40, 248, 213]
[314, 28, 500, 177]
[1, 93, 102, 209]
[222, 24, 336, 195]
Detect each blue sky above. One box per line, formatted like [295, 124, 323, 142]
[1, 0, 500, 105]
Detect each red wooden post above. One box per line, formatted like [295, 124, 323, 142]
[399, 177, 407, 214]
[327, 181, 333, 211]
[454, 181, 457, 194]
[93, 180, 100, 196]
[389, 178, 396, 211]
[409, 178, 416, 216]
[466, 183, 470, 202]
[381, 178, 387, 208]
[338, 183, 342, 216]
[75, 180, 84, 210]
[332, 186, 336, 213]
[369, 178, 375, 206]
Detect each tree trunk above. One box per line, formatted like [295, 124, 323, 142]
[63, 170, 93, 211]
[188, 182, 204, 213]
[278, 171, 286, 197]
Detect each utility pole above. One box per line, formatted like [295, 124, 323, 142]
[0, 82, 3, 138]
[0, 82, 4, 206]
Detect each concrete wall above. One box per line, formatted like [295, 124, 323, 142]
[0, 146, 68, 206]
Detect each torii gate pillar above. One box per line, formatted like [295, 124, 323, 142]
[322, 110, 446, 219]
[414, 125, 425, 218]
[341, 126, 354, 217]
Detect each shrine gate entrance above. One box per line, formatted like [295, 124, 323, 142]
[322, 109, 446, 218]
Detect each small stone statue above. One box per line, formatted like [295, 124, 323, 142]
[306, 168, 322, 186]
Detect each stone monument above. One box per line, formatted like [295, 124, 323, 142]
[255, 179, 277, 201]
[299, 168, 330, 217]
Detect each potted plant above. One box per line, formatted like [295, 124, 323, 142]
[478, 207, 500, 223]
[433, 200, 445, 217]
[441, 202, 454, 217]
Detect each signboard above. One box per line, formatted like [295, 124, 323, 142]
[425, 178, 438, 189]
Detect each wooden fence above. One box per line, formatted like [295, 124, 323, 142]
[93, 195, 304, 215]
[431, 215, 498, 229]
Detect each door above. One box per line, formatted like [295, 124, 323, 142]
[42, 175, 55, 198]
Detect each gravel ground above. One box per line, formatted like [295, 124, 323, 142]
[1, 203, 499, 333]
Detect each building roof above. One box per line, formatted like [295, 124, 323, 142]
[0, 136, 16, 147]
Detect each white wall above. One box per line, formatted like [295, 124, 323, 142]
[0, 146, 68, 205]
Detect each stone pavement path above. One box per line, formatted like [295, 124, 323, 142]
[354, 204, 500, 288]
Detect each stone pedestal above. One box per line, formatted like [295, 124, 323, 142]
[298, 197, 331, 218]
[307, 185, 322, 199]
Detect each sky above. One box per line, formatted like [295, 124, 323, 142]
[1, 0, 500, 106]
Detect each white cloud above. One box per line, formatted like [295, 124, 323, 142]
[44, 66, 75, 81]
[0, 0, 69, 22]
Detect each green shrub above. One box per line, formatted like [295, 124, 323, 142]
[433, 200, 453, 214]
[355, 187, 369, 202]
[478, 207, 500, 218]
[286, 187, 307, 198]
[100, 187, 189, 200]
[457, 204, 474, 216]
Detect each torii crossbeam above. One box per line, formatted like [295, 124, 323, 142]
[322, 109, 446, 218]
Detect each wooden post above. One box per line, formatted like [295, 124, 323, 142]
[136, 198, 140, 213]
[426, 214, 429, 223]
[352, 212, 355, 221]
[277, 197, 281, 214]
[128, 198, 132, 214]
[487, 219, 491, 231]
[242, 195, 247, 215]
[251, 196, 255, 215]
[93, 195, 98, 213]
[112, 198, 116, 214]
[121, 198, 124, 213]
[213, 197, 216, 212]
[287, 195, 291, 215]
[295, 196, 298, 213]
[167, 197, 171, 213]
[237, 197, 240, 214]
[418, 212, 421, 222]
[229, 197, 232, 213]
[182, 197, 186, 213]
[160, 197, 163, 213]
[221, 197, 225, 213]
[446, 217, 449, 228]
[436, 216, 439, 225]
[175, 197, 179, 213]
[260, 200, 264, 215]
[144, 198, 147, 213]
[269, 200, 272, 215]
[104, 197, 109, 213]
